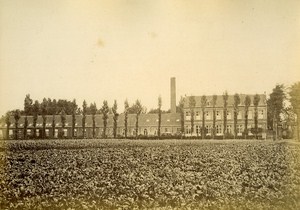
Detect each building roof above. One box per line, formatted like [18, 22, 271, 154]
[183, 94, 267, 108]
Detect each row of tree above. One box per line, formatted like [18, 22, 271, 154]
[4, 97, 147, 140]
[2, 81, 300, 140]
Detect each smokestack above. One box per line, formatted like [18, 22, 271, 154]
[170, 77, 176, 114]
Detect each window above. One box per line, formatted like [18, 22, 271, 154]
[206, 125, 212, 135]
[216, 111, 221, 120]
[216, 125, 222, 134]
[55, 129, 58, 137]
[227, 111, 232, 120]
[177, 128, 181, 132]
[185, 126, 191, 134]
[206, 111, 211, 120]
[63, 129, 67, 137]
[27, 129, 31, 135]
[185, 112, 191, 120]
[226, 125, 232, 134]
[165, 128, 168, 133]
[259, 110, 264, 119]
[237, 125, 243, 135]
[74, 129, 77, 137]
[248, 111, 253, 119]
[176, 119, 180, 122]
[196, 111, 200, 120]
[46, 129, 49, 137]
[196, 125, 200, 134]
[238, 111, 242, 119]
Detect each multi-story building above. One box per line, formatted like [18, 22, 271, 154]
[0, 78, 267, 139]
[183, 94, 267, 138]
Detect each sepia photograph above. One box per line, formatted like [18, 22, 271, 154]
[0, 0, 300, 209]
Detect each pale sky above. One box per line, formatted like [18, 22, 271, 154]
[1, 0, 300, 115]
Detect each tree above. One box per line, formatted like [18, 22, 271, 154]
[32, 100, 40, 138]
[60, 109, 66, 138]
[112, 100, 119, 139]
[158, 96, 162, 139]
[13, 110, 21, 140]
[82, 100, 87, 138]
[5, 112, 11, 139]
[267, 84, 286, 140]
[51, 99, 57, 138]
[212, 95, 217, 139]
[124, 99, 129, 138]
[41, 98, 48, 139]
[189, 96, 196, 135]
[134, 99, 143, 139]
[233, 94, 240, 139]
[24, 94, 33, 139]
[178, 97, 185, 136]
[223, 91, 229, 139]
[253, 94, 261, 139]
[71, 99, 77, 138]
[244, 95, 251, 139]
[90, 102, 97, 138]
[201, 95, 207, 139]
[101, 100, 109, 138]
[289, 82, 300, 140]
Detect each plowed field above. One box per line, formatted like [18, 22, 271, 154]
[1, 139, 300, 209]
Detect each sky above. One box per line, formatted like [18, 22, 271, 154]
[0, 0, 300, 115]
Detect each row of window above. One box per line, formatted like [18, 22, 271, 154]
[185, 110, 264, 120]
[185, 124, 264, 134]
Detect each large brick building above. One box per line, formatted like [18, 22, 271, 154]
[0, 78, 267, 139]
[183, 94, 267, 138]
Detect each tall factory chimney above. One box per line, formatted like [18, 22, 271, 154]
[170, 77, 176, 114]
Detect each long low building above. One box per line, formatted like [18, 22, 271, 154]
[0, 113, 181, 139]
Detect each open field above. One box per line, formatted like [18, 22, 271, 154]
[1, 139, 300, 209]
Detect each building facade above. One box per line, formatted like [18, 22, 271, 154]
[182, 95, 267, 138]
